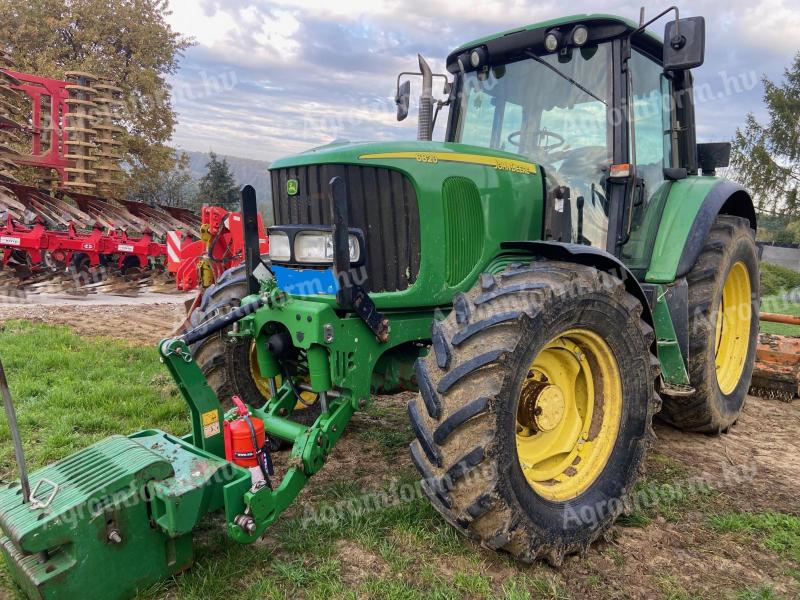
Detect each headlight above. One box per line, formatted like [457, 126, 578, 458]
[295, 232, 361, 264]
[268, 231, 290, 262]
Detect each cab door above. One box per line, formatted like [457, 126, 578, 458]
[621, 48, 675, 272]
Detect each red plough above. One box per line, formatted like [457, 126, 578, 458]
[0, 62, 198, 292]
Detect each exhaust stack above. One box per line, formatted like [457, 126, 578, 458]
[417, 54, 434, 141]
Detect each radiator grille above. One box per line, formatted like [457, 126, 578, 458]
[270, 164, 421, 293]
[442, 177, 484, 286]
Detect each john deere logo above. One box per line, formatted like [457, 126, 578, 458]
[287, 179, 299, 196]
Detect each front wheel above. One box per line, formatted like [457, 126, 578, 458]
[408, 262, 660, 564]
[189, 265, 319, 427]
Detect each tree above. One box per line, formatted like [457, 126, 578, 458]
[731, 53, 800, 217]
[198, 152, 239, 209]
[0, 0, 193, 192]
[127, 151, 197, 208]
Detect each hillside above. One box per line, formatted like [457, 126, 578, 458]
[182, 150, 274, 223]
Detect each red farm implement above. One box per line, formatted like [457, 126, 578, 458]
[0, 59, 201, 293]
[168, 205, 269, 292]
[750, 312, 800, 401]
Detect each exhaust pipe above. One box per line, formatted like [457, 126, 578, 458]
[417, 54, 434, 141]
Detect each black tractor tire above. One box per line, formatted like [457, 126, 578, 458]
[408, 262, 660, 564]
[189, 264, 268, 407]
[659, 215, 759, 433]
[189, 265, 320, 428]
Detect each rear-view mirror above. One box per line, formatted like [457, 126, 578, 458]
[663, 16, 705, 71]
[395, 80, 410, 121]
[697, 142, 731, 175]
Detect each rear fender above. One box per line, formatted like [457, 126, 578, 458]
[646, 178, 756, 283]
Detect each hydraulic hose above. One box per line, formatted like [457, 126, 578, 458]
[181, 297, 266, 346]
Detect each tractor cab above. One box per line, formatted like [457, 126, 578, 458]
[406, 12, 709, 274]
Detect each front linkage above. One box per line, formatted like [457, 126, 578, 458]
[0, 275, 430, 600]
[162, 275, 431, 544]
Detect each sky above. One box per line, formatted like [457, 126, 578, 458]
[165, 0, 800, 163]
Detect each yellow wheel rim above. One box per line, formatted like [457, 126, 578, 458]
[248, 342, 317, 408]
[515, 329, 622, 502]
[714, 261, 752, 395]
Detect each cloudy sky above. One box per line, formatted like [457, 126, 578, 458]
[165, 0, 800, 162]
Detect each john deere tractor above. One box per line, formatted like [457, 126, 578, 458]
[0, 9, 759, 599]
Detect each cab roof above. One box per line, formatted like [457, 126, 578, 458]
[446, 13, 663, 72]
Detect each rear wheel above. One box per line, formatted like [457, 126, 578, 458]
[408, 262, 660, 564]
[659, 215, 759, 432]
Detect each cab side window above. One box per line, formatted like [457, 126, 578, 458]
[623, 49, 673, 270]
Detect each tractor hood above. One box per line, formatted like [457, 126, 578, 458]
[268, 139, 545, 310]
[270, 140, 538, 173]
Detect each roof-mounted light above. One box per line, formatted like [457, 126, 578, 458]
[469, 46, 488, 69]
[571, 25, 589, 46]
[544, 30, 562, 53]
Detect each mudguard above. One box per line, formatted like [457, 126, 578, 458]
[500, 240, 654, 327]
[646, 178, 756, 283]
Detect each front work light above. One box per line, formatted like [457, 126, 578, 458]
[544, 30, 562, 52]
[295, 231, 361, 264]
[269, 231, 291, 262]
[469, 47, 488, 69]
[571, 25, 589, 46]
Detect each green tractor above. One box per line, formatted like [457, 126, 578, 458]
[0, 8, 759, 599]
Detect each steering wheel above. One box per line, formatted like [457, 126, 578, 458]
[507, 129, 565, 152]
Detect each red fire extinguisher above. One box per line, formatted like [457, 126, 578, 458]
[223, 396, 273, 486]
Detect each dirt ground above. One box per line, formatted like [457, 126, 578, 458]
[282, 393, 800, 599]
[2, 295, 798, 599]
[0, 294, 190, 344]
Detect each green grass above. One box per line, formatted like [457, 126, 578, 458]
[0, 320, 188, 476]
[617, 453, 716, 527]
[736, 584, 782, 600]
[500, 575, 569, 600]
[760, 294, 800, 336]
[351, 396, 414, 457]
[707, 512, 800, 565]
[656, 575, 704, 600]
[760, 263, 800, 297]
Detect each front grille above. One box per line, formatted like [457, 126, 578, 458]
[270, 164, 421, 293]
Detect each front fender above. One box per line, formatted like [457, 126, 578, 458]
[500, 240, 654, 328]
[645, 178, 756, 283]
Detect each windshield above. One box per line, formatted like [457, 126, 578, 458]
[451, 44, 612, 161]
[450, 43, 614, 248]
